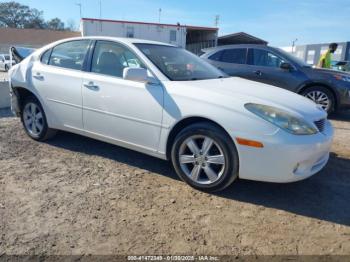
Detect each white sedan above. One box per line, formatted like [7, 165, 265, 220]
[0, 53, 15, 71]
[9, 37, 333, 192]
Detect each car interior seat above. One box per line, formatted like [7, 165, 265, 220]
[96, 52, 124, 77]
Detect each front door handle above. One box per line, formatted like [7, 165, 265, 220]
[254, 70, 262, 76]
[84, 81, 99, 91]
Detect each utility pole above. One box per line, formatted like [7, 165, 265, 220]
[158, 8, 162, 23]
[99, 0, 102, 19]
[214, 15, 220, 27]
[76, 3, 82, 19]
[99, 0, 102, 31]
[292, 38, 298, 53]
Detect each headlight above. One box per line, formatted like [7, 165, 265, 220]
[333, 74, 350, 82]
[245, 103, 318, 135]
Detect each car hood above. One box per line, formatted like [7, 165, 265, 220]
[166, 77, 327, 121]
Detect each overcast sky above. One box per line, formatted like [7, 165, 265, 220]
[8, 0, 350, 47]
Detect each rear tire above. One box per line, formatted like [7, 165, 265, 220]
[301, 86, 335, 113]
[21, 96, 57, 141]
[5, 65, 9, 72]
[171, 122, 239, 192]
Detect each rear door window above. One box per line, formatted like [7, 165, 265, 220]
[208, 50, 224, 61]
[49, 40, 90, 70]
[41, 49, 51, 64]
[220, 48, 247, 64]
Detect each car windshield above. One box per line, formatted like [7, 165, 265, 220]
[276, 48, 311, 68]
[135, 43, 228, 81]
[4, 55, 10, 60]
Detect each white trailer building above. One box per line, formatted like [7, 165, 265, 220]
[80, 18, 218, 54]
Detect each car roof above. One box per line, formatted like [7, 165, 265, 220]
[202, 44, 275, 53]
[54, 36, 175, 47]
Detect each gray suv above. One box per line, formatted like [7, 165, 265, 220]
[201, 44, 350, 113]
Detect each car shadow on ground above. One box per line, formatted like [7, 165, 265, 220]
[217, 152, 350, 226]
[48, 132, 350, 226]
[329, 109, 350, 122]
[47, 131, 179, 181]
[0, 107, 13, 118]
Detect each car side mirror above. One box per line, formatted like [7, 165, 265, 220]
[123, 67, 149, 83]
[280, 62, 293, 71]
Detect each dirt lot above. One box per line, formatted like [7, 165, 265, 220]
[1, 109, 350, 256]
[0, 71, 8, 81]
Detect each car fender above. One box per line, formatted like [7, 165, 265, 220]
[297, 80, 341, 108]
[157, 86, 280, 158]
[9, 56, 54, 126]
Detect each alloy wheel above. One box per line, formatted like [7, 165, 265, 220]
[178, 135, 226, 185]
[305, 91, 330, 111]
[23, 102, 44, 137]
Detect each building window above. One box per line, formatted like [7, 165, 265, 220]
[307, 50, 315, 65]
[170, 30, 177, 42]
[333, 45, 342, 61]
[296, 50, 304, 60]
[320, 46, 328, 56]
[126, 26, 134, 38]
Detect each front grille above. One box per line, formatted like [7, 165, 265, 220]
[314, 119, 326, 132]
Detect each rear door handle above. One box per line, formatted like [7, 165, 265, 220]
[33, 73, 44, 80]
[84, 81, 99, 91]
[254, 70, 262, 76]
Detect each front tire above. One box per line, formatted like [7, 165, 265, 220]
[21, 96, 57, 141]
[171, 122, 239, 192]
[301, 86, 335, 113]
[5, 64, 9, 72]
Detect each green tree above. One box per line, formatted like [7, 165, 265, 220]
[23, 9, 46, 29]
[66, 19, 77, 31]
[0, 1, 45, 29]
[47, 18, 65, 31]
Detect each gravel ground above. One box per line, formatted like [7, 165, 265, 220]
[1, 110, 350, 256]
